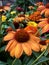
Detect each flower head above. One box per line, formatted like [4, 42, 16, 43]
[2, 15, 7, 22]
[3, 29, 40, 58]
[11, 11, 16, 15]
[27, 21, 37, 27]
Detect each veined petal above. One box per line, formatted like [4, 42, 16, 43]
[22, 43, 32, 56]
[40, 45, 47, 51]
[8, 40, 17, 52]
[15, 44, 23, 58]
[42, 24, 49, 33]
[30, 40, 40, 52]
[5, 40, 14, 51]
[3, 31, 15, 41]
[38, 20, 48, 28]
[30, 34, 40, 43]
[10, 48, 15, 57]
[41, 9, 46, 15]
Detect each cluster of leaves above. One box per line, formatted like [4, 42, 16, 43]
[0, 0, 49, 65]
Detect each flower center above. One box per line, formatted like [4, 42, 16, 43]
[40, 40, 46, 45]
[15, 29, 30, 43]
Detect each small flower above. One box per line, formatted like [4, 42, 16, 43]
[42, 24, 49, 34]
[37, 5, 45, 12]
[29, 11, 42, 21]
[11, 11, 16, 15]
[16, 7, 24, 12]
[41, 8, 49, 17]
[13, 17, 25, 22]
[27, 21, 37, 27]
[38, 18, 48, 28]
[28, 6, 33, 10]
[4, 6, 10, 11]
[2, 15, 7, 22]
[3, 29, 40, 58]
[39, 40, 48, 51]
[46, 3, 49, 8]
[36, 2, 44, 6]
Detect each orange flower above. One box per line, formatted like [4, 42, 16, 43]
[42, 24, 49, 34]
[28, 6, 34, 10]
[13, 17, 25, 22]
[3, 6, 10, 11]
[36, 2, 44, 6]
[38, 18, 48, 28]
[25, 26, 37, 34]
[41, 8, 49, 17]
[39, 40, 49, 51]
[3, 29, 40, 58]
[37, 5, 45, 12]
[45, 3, 49, 8]
[29, 11, 42, 21]
[38, 18, 49, 33]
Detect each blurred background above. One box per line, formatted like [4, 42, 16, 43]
[0, 0, 49, 6]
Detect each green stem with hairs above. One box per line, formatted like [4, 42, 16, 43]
[0, 15, 2, 31]
[31, 45, 49, 65]
[35, 28, 42, 36]
[12, 58, 17, 65]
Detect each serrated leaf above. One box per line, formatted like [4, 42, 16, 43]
[35, 56, 49, 65]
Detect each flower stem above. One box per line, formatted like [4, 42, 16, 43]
[35, 28, 41, 36]
[12, 58, 17, 65]
[0, 15, 2, 31]
[31, 45, 49, 65]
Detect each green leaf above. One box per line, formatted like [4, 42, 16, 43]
[0, 46, 6, 53]
[44, 50, 48, 56]
[0, 61, 7, 65]
[35, 56, 49, 65]
[12, 59, 22, 65]
[27, 57, 35, 65]
[33, 51, 41, 58]
[7, 58, 13, 65]
[8, 22, 15, 31]
[23, 55, 31, 64]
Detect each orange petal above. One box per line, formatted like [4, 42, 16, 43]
[8, 40, 17, 52]
[40, 45, 47, 51]
[10, 48, 15, 57]
[41, 9, 46, 15]
[15, 44, 23, 58]
[22, 43, 32, 56]
[46, 39, 49, 43]
[38, 20, 48, 28]
[31, 35, 40, 43]
[30, 41, 40, 52]
[3, 31, 15, 41]
[5, 40, 14, 51]
[42, 24, 49, 33]
[25, 26, 37, 34]
[45, 9, 49, 17]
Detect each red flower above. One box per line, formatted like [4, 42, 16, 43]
[16, 7, 24, 12]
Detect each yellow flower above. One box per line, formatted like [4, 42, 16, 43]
[27, 21, 37, 27]
[11, 11, 16, 15]
[2, 15, 7, 22]
[25, 14, 29, 17]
